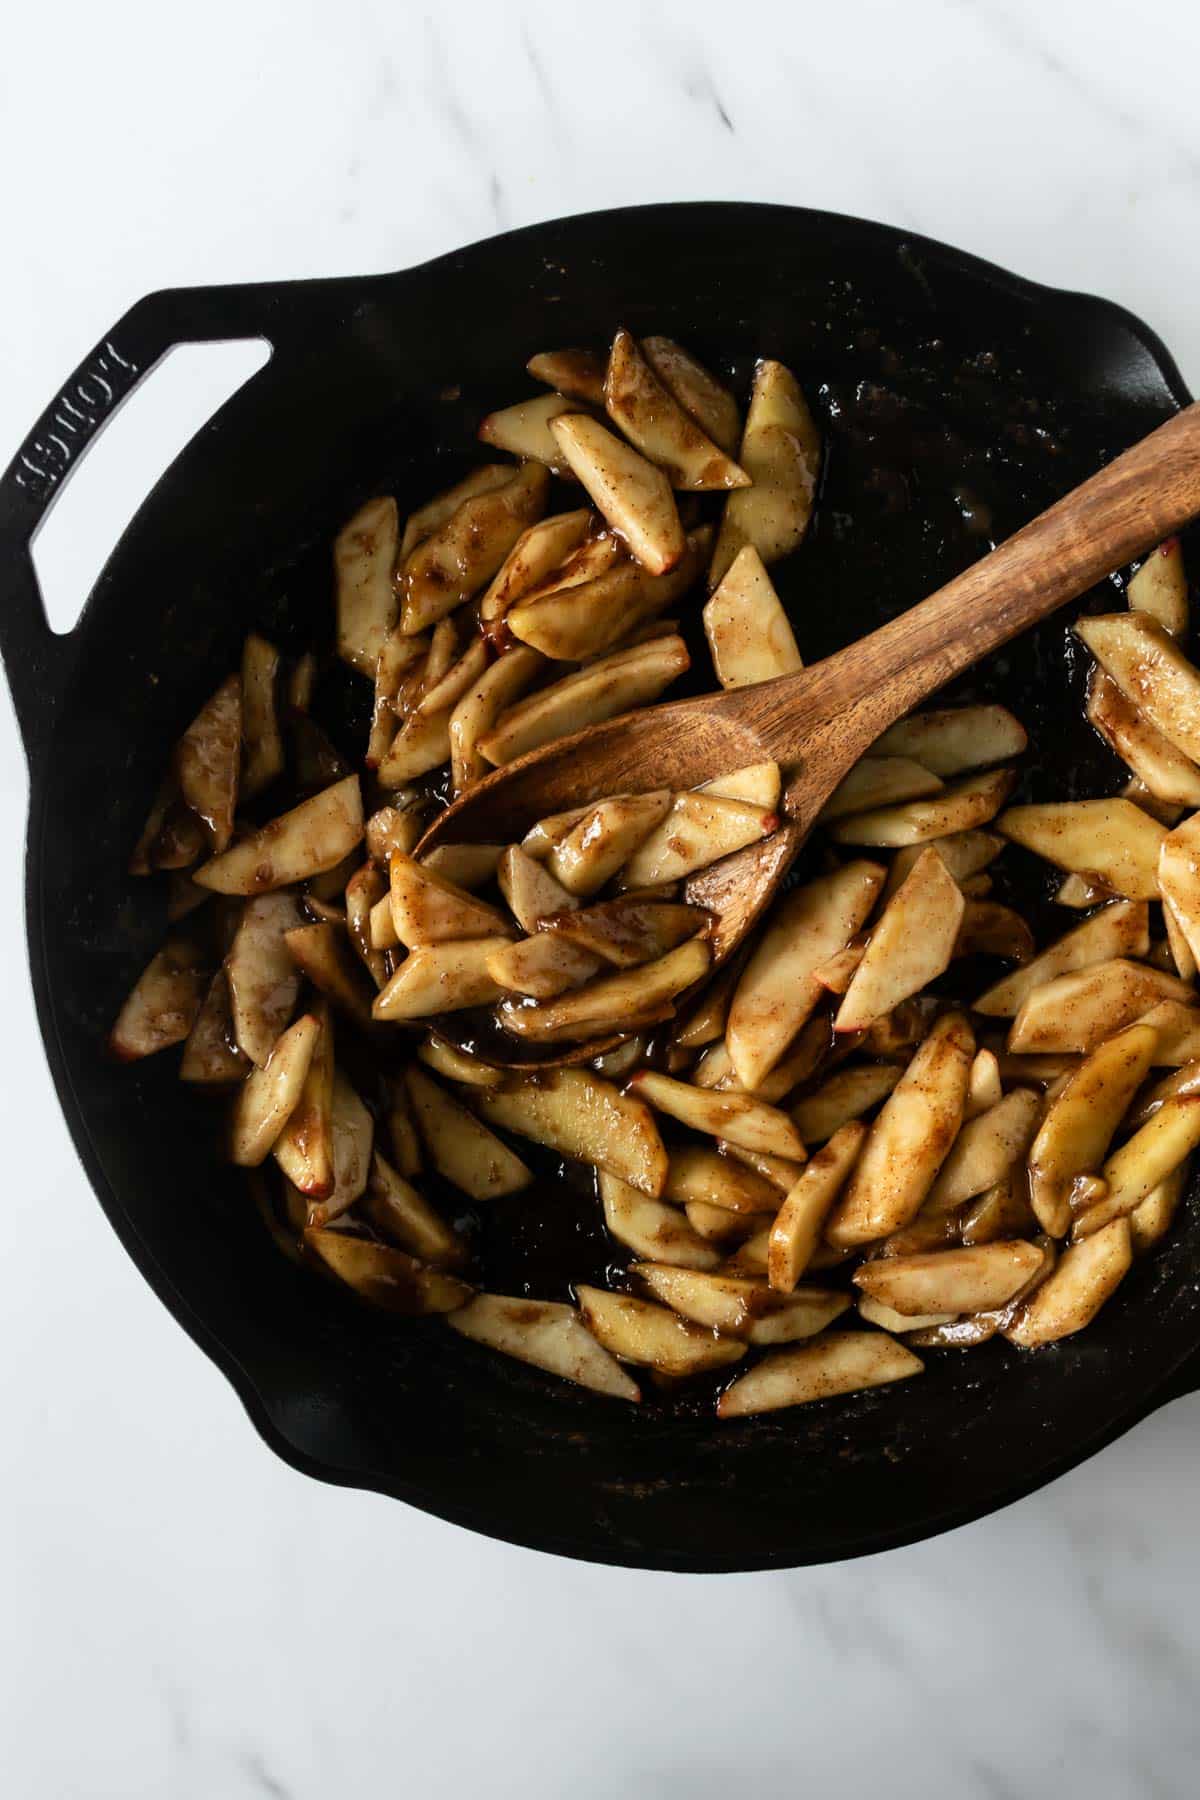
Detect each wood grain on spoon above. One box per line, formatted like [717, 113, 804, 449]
[421, 402, 1200, 1065]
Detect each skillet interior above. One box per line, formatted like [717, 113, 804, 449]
[27, 203, 1200, 1570]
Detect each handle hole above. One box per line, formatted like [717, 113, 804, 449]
[30, 339, 272, 635]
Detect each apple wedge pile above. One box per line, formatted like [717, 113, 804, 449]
[112, 332, 1198, 1421]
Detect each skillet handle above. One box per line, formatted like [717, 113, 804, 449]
[0, 282, 285, 760]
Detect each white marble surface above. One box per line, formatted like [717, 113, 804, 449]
[3, 3, 1200, 1795]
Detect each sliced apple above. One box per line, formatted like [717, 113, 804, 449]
[224, 892, 304, 1065]
[975, 900, 1149, 1017]
[642, 336, 741, 455]
[287, 650, 316, 714]
[616, 791, 779, 889]
[1025, 1020, 1156, 1236]
[365, 629, 425, 770]
[479, 510, 594, 623]
[449, 647, 545, 793]
[1157, 810, 1200, 969]
[283, 924, 375, 1030]
[767, 1120, 867, 1292]
[479, 635, 690, 765]
[634, 1263, 848, 1345]
[857, 1297, 957, 1333]
[1005, 1218, 1131, 1347]
[175, 674, 241, 854]
[828, 769, 1015, 848]
[673, 954, 744, 1050]
[726, 861, 886, 1089]
[628, 1068, 805, 1161]
[449, 1293, 639, 1400]
[271, 1001, 335, 1197]
[923, 1088, 1041, 1213]
[598, 1169, 720, 1270]
[716, 1331, 922, 1418]
[1075, 1094, 1200, 1235]
[500, 938, 710, 1042]
[825, 1011, 975, 1248]
[345, 865, 389, 989]
[521, 803, 597, 861]
[229, 1013, 320, 1166]
[400, 465, 515, 560]
[697, 762, 783, 810]
[604, 328, 748, 489]
[240, 633, 284, 800]
[496, 845, 578, 931]
[387, 853, 512, 949]
[365, 804, 424, 867]
[591, 1034, 649, 1080]
[334, 496, 399, 675]
[404, 1065, 530, 1200]
[361, 1151, 465, 1266]
[548, 413, 685, 574]
[546, 896, 709, 967]
[194, 776, 363, 895]
[413, 639, 489, 721]
[1127, 536, 1188, 636]
[577, 1285, 744, 1374]
[661, 1147, 782, 1217]
[507, 527, 708, 662]
[792, 1064, 902, 1144]
[959, 1169, 1037, 1244]
[1163, 896, 1197, 980]
[881, 829, 1004, 901]
[375, 702, 452, 786]
[546, 790, 672, 896]
[1007, 958, 1191, 1055]
[874, 704, 1027, 776]
[384, 1076, 422, 1179]
[420, 843, 505, 890]
[416, 1035, 505, 1089]
[855, 1239, 1044, 1316]
[180, 970, 249, 1085]
[372, 938, 511, 1020]
[525, 348, 606, 407]
[718, 1144, 805, 1191]
[819, 757, 944, 824]
[306, 1228, 470, 1314]
[109, 935, 209, 1061]
[1075, 612, 1200, 763]
[1087, 671, 1200, 806]
[400, 462, 549, 632]
[954, 902, 1034, 964]
[478, 1067, 667, 1196]
[709, 359, 822, 589]
[1130, 1162, 1188, 1254]
[129, 774, 207, 875]
[478, 391, 582, 473]
[999, 797, 1167, 900]
[834, 847, 963, 1034]
[486, 933, 603, 1000]
[305, 1069, 373, 1223]
[683, 1201, 761, 1244]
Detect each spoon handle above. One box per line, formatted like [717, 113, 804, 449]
[759, 400, 1200, 778]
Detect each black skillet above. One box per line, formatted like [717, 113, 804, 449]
[2, 203, 1197, 1572]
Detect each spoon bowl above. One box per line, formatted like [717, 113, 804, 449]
[420, 401, 1200, 1069]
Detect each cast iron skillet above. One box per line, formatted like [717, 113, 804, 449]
[2, 203, 1197, 1573]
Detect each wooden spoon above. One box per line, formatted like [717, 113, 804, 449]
[421, 402, 1200, 1068]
